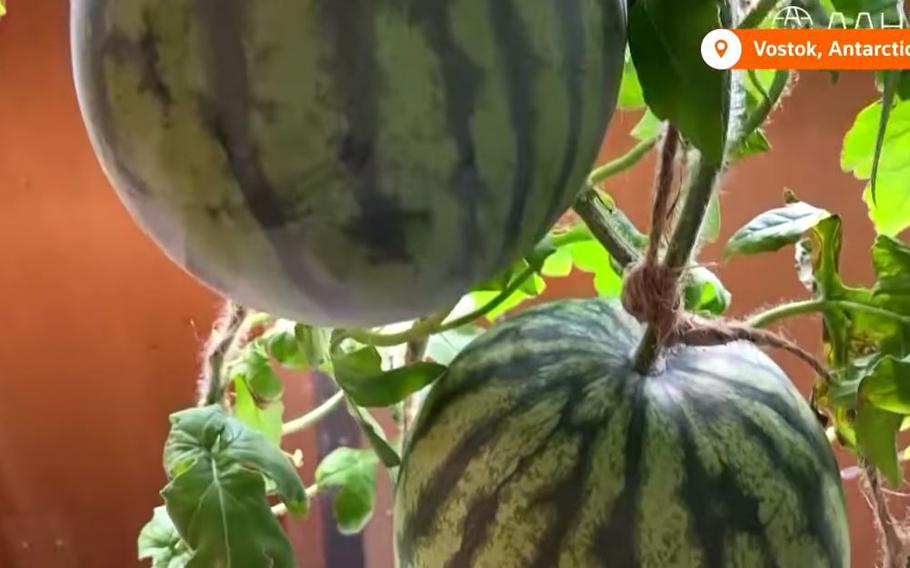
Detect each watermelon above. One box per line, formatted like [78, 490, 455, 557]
[396, 299, 849, 567]
[70, 0, 626, 326]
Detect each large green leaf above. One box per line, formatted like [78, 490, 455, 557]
[162, 406, 306, 568]
[855, 405, 903, 487]
[842, 99, 910, 235]
[726, 202, 834, 256]
[859, 355, 910, 415]
[332, 346, 445, 407]
[628, 0, 727, 162]
[138, 507, 192, 568]
[872, 235, 910, 304]
[315, 447, 378, 534]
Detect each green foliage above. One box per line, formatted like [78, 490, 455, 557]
[333, 346, 445, 407]
[233, 376, 284, 445]
[617, 50, 645, 110]
[346, 403, 400, 468]
[315, 447, 379, 534]
[854, 406, 903, 487]
[631, 110, 661, 141]
[726, 202, 834, 256]
[628, 0, 727, 162]
[161, 406, 306, 567]
[229, 341, 282, 404]
[685, 267, 732, 315]
[842, 98, 910, 235]
[138, 507, 191, 568]
[788, 208, 910, 484]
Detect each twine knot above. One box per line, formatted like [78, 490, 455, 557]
[621, 260, 682, 344]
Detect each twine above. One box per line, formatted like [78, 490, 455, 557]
[620, 125, 833, 384]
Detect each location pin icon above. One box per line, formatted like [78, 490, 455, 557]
[715, 39, 728, 58]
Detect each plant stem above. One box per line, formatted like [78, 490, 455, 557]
[633, 156, 724, 373]
[747, 299, 827, 328]
[200, 302, 250, 406]
[588, 134, 660, 185]
[436, 265, 538, 332]
[343, 307, 452, 347]
[282, 389, 345, 436]
[746, 298, 910, 329]
[732, 69, 790, 151]
[271, 485, 320, 516]
[573, 188, 641, 269]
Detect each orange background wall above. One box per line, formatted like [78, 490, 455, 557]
[0, 1, 898, 566]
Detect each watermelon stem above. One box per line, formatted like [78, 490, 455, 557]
[198, 301, 250, 406]
[632, 152, 724, 374]
[573, 189, 641, 268]
[587, 133, 660, 186]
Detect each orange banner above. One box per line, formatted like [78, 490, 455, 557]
[704, 29, 910, 70]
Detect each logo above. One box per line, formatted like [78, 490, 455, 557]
[772, 6, 815, 29]
[701, 29, 742, 70]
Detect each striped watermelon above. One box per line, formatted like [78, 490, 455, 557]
[70, 0, 626, 326]
[396, 299, 849, 567]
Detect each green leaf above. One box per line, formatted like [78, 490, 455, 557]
[631, 109, 661, 141]
[162, 406, 307, 568]
[843, 99, 910, 235]
[873, 235, 910, 304]
[725, 202, 833, 256]
[336, 353, 445, 408]
[315, 447, 378, 534]
[346, 403, 400, 468]
[859, 355, 910, 414]
[855, 404, 903, 487]
[233, 376, 284, 445]
[629, 0, 727, 162]
[541, 247, 573, 277]
[684, 267, 732, 315]
[569, 240, 623, 298]
[229, 341, 283, 404]
[263, 320, 306, 370]
[138, 507, 192, 568]
[618, 49, 645, 110]
[426, 326, 484, 366]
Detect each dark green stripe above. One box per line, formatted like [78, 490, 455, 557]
[676, 362, 832, 462]
[596, 378, 646, 566]
[195, 0, 336, 300]
[398, 384, 566, 562]
[657, 381, 777, 568]
[526, 390, 605, 568]
[487, 0, 540, 265]
[540, 0, 586, 229]
[315, 0, 414, 263]
[443, 400, 567, 568]
[412, 2, 484, 278]
[697, 398, 845, 566]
